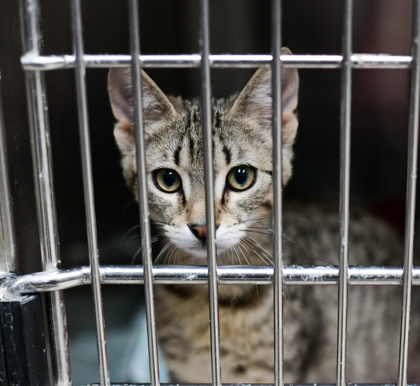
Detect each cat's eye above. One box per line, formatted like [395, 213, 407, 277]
[154, 169, 182, 193]
[226, 166, 256, 191]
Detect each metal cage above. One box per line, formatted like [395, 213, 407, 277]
[0, 0, 419, 385]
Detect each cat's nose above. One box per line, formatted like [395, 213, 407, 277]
[189, 224, 220, 243]
[189, 225, 207, 242]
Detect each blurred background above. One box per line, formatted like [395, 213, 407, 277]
[0, 0, 414, 383]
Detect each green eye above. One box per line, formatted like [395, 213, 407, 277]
[227, 166, 256, 191]
[154, 169, 182, 193]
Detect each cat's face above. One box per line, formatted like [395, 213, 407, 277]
[108, 52, 298, 263]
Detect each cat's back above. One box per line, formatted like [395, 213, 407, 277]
[283, 202, 402, 267]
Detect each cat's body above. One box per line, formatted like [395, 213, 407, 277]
[155, 206, 414, 383]
[108, 52, 420, 383]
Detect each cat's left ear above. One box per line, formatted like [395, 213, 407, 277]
[228, 47, 299, 145]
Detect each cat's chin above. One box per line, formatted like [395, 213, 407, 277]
[185, 247, 217, 260]
[183, 246, 230, 263]
[186, 249, 209, 261]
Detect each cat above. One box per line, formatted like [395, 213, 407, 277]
[107, 48, 420, 383]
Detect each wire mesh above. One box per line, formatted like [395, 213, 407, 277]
[0, 0, 417, 385]
[271, 0, 284, 384]
[128, 1, 160, 384]
[336, 0, 353, 383]
[70, 0, 110, 383]
[0, 77, 16, 274]
[199, 0, 222, 385]
[398, 1, 420, 384]
[19, 0, 72, 383]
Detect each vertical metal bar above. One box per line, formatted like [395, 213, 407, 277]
[336, 0, 353, 384]
[397, 1, 420, 384]
[199, 0, 222, 385]
[128, 1, 160, 385]
[19, 0, 72, 384]
[70, 1, 110, 385]
[0, 81, 16, 274]
[271, 0, 284, 386]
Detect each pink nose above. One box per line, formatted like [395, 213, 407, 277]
[189, 225, 207, 241]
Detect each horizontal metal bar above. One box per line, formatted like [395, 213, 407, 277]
[84, 383, 420, 386]
[4, 265, 420, 296]
[21, 53, 412, 71]
[85, 384, 420, 386]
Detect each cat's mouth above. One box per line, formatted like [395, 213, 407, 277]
[160, 223, 247, 262]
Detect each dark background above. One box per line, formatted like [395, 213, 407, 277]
[0, 0, 414, 382]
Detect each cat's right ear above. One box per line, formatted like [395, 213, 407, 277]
[108, 68, 177, 153]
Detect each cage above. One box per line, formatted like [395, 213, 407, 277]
[0, 0, 419, 384]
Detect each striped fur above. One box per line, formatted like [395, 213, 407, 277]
[108, 55, 420, 382]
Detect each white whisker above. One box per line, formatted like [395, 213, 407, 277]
[246, 229, 273, 236]
[155, 242, 173, 264]
[244, 236, 273, 263]
[131, 246, 142, 265]
[237, 243, 251, 265]
[282, 232, 328, 262]
[243, 216, 272, 226]
[232, 246, 242, 265]
[242, 238, 269, 265]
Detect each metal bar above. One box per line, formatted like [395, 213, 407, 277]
[84, 383, 420, 386]
[0, 78, 16, 274]
[397, 1, 420, 384]
[19, 0, 72, 384]
[21, 53, 414, 71]
[6, 265, 420, 295]
[271, 0, 284, 385]
[336, 0, 353, 384]
[199, 0, 222, 385]
[70, 0, 110, 384]
[128, 1, 160, 385]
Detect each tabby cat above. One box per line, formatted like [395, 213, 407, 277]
[108, 49, 420, 383]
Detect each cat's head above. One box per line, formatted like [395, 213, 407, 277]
[108, 49, 298, 263]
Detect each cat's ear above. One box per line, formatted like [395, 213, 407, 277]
[228, 47, 299, 145]
[108, 68, 177, 153]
